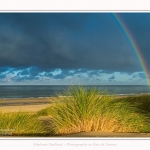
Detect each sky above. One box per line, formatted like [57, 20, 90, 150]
[0, 13, 150, 85]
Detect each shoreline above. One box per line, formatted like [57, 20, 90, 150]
[0, 92, 149, 99]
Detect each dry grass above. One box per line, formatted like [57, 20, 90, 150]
[0, 111, 47, 136]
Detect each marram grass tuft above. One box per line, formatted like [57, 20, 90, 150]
[40, 86, 150, 135]
[0, 111, 47, 136]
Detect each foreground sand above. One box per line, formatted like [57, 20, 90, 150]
[1, 97, 150, 137]
[62, 131, 150, 137]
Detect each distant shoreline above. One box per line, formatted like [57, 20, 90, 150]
[0, 92, 150, 100]
[0, 85, 150, 99]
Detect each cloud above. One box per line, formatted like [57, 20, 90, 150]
[108, 75, 115, 82]
[138, 73, 146, 79]
[0, 66, 147, 85]
[0, 13, 145, 73]
[86, 70, 104, 78]
[0, 73, 6, 79]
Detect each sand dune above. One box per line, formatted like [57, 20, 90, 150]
[1, 98, 150, 137]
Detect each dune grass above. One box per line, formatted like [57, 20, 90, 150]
[114, 94, 150, 115]
[38, 86, 150, 135]
[0, 111, 48, 136]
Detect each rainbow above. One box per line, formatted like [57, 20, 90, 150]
[112, 13, 150, 86]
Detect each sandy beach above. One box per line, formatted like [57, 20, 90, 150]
[0, 97, 51, 113]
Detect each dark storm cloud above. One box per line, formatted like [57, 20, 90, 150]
[0, 13, 149, 73]
[116, 13, 150, 73]
[0, 13, 91, 69]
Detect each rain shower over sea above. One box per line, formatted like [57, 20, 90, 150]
[0, 85, 150, 99]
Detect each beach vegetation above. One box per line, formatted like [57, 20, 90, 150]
[1, 86, 150, 136]
[0, 111, 48, 136]
[38, 86, 150, 135]
[115, 94, 150, 115]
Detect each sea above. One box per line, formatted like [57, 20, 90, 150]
[0, 85, 150, 99]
